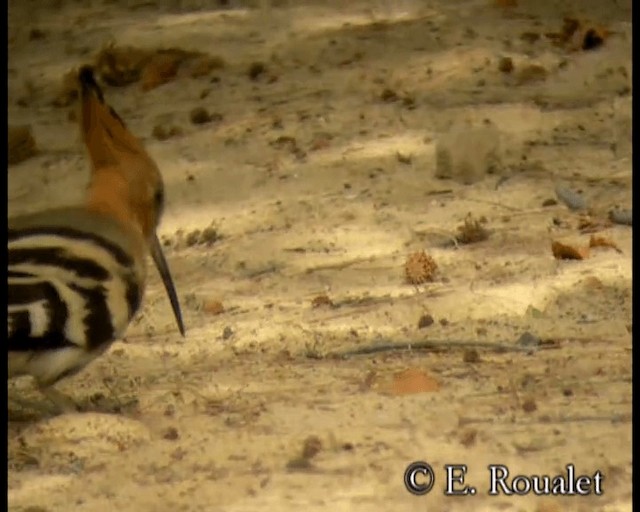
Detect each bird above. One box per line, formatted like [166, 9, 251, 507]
[8, 66, 185, 413]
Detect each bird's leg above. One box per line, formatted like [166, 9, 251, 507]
[37, 382, 81, 414]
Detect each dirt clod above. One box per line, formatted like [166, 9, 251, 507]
[380, 88, 399, 102]
[417, 314, 434, 329]
[8, 125, 37, 165]
[311, 294, 334, 308]
[152, 124, 183, 141]
[522, 398, 537, 413]
[162, 427, 180, 441]
[29, 28, 47, 41]
[498, 56, 514, 73]
[516, 64, 548, 85]
[551, 241, 589, 260]
[248, 62, 266, 81]
[463, 349, 480, 363]
[459, 428, 478, 447]
[190, 107, 213, 125]
[301, 436, 322, 459]
[456, 214, 490, 244]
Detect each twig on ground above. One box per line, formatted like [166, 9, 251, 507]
[307, 338, 560, 359]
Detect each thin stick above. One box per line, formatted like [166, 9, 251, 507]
[459, 413, 630, 426]
[308, 339, 559, 359]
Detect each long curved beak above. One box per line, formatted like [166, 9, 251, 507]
[150, 234, 185, 336]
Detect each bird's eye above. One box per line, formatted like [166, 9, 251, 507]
[154, 188, 164, 206]
[153, 187, 165, 214]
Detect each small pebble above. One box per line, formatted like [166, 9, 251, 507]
[301, 436, 322, 459]
[190, 107, 212, 125]
[522, 398, 537, 413]
[498, 56, 514, 73]
[609, 209, 632, 226]
[163, 427, 180, 441]
[555, 184, 587, 211]
[417, 314, 434, 329]
[248, 62, 266, 80]
[516, 331, 541, 348]
[463, 349, 480, 363]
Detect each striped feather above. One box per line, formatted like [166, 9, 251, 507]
[8, 208, 145, 385]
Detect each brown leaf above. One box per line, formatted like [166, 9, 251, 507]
[203, 300, 225, 316]
[589, 235, 622, 253]
[388, 368, 440, 396]
[141, 53, 182, 91]
[577, 215, 612, 233]
[551, 241, 589, 260]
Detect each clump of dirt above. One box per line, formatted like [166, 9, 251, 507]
[152, 124, 183, 141]
[8, 125, 37, 165]
[456, 214, 490, 244]
[311, 294, 334, 308]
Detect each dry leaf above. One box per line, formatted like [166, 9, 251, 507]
[577, 215, 612, 233]
[311, 294, 334, 308]
[203, 300, 225, 315]
[551, 241, 589, 260]
[388, 368, 440, 396]
[589, 235, 622, 253]
[141, 53, 182, 91]
[95, 45, 208, 90]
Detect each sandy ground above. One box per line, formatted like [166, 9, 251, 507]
[7, 0, 632, 511]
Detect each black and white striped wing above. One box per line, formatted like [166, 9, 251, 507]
[8, 211, 144, 354]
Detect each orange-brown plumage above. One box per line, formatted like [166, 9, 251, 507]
[78, 66, 184, 336]
[79, 67, 164, 243]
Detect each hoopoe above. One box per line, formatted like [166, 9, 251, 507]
[8, 66, 184, 413]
